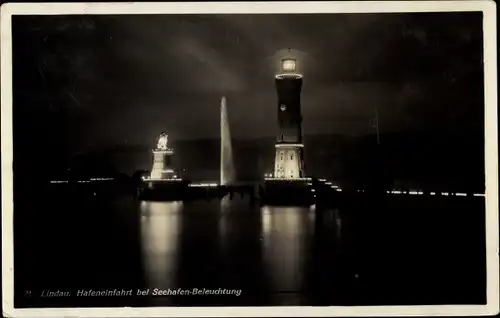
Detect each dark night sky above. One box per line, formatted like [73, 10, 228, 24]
[12, 12, 484, 151]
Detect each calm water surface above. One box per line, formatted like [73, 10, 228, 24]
[14, 188, 486, 307]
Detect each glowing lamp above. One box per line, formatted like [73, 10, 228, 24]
[281, 59, 296, 72]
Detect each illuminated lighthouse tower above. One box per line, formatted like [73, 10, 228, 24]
[273, 56, 305, 179]
[150, 132, 176, 180]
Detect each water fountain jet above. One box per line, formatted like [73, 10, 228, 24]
[220, 96, 236, 186]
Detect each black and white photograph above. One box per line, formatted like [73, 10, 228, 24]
[1, 1, 498, 317]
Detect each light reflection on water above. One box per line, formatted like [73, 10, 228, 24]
[218, 196, 232, 250]
[14, 189, 486, 307]
[140, 201, 184, 295]
[334, 209, 342, 240]
[260, 206, 316, 293]
[139, 199, 341, 302]
[15, 190, 486, 307]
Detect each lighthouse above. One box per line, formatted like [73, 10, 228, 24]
[273, 55, 305, 179]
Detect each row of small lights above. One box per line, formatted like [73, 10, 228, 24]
[50, 177, 114, 184]
[263, 176, 485, 197]
[316, 179, 485, 197]
[51, 178, 217, 187]
[264, 173, 313, 181]
[264, 177, 313, 181]
[189, 183, 219, 187]
[52, 175, 486, 198]
[385, 190, 484, 197]
[141, 175, 183, 182]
